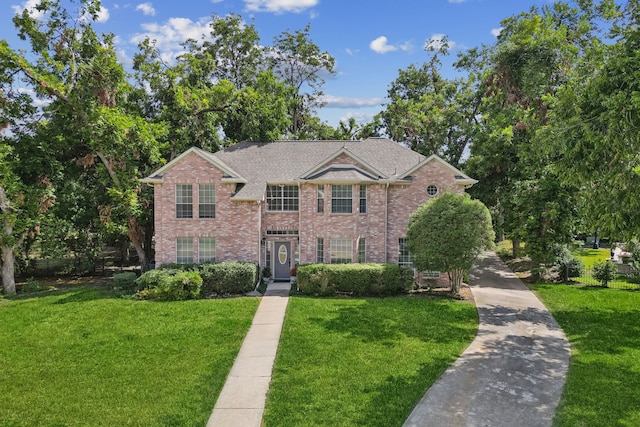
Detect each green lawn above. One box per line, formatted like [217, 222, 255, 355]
[531, 284, 640, 427]
[573, 248, 610, 265]
[0, 286, 259, 427]
[263, 296, 478, 427]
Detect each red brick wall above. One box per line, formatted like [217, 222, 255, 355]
[153, 152, 260, 266]
[152, 152, 466, 276]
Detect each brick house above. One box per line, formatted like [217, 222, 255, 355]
[142, 138, 476, 282]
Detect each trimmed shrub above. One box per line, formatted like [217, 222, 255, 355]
[592, 261, 617, 287]
[297, 263, 414, 297]
[199, 262, 258, 296]
[112, 272, 138, 291]
[135, 269, 202, 300]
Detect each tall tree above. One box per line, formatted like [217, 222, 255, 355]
[4, 0, 164, 272]
[462, 1, 610, 263]
[381, 51, 479, 167]
[270, 24, 335, 139]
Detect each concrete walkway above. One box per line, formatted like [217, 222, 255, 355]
[206, 281, 291, 427]
[404, 252, 571, 427]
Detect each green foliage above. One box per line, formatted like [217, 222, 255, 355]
[592, 260, 617, 287]
[198, 262, 258, 296]
[158, 261, 258, 296]
[552, 245, 585, 282]
[111, 272, 138, 291]
[296, 263, 413, 297]
[407, 193, 494, 294]
[135, 269, 202, 300]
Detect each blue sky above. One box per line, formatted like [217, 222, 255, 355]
[3, 0, 549, 127]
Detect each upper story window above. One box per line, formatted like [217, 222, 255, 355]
[266, 185, 299, 212]
[317, 184, 324, 213]
[331, 184, 352, 214]
[198, 184, 216, 218]
[176, 184, 193, 219]
[427, 184, 439, 197]
[359, 184, 367, 214]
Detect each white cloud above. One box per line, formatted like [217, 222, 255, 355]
[322, 95, 383, 109]
[11, 0, 45, 18]
[94, 6, 110, 23]
[211, 0, 224, 3]
[340, 111, 376, 125]
[136, 2, 156, 16]
[491, 27, 503, 37]
[369, 36, 412, 54]
[244, 0, 318, 13]
[370, 36, 397, 54]
[425, 34, 456, 51]
[130, 17, 213, 63]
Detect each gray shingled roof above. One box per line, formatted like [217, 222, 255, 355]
[213, 138, 428, 199]
[142, 138, 476, 201]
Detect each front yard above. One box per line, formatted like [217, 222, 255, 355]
[532, 283, 640, 426]
[0, 283, 477, 427]
[0, 285, 259, 426]
[263, 296, 478, 427]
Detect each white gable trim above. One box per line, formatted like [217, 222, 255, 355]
[141, 146, 246, 184]
[299, 147, 388, 181]
[399, 154, 477, 186]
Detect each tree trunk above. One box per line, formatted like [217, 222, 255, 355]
[1, 244, 16, 295]
[512, 238, 520, 258]
[449, 269, 464, 296]
[128, 217, 148, 272]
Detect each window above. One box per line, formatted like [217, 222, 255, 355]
[266, 230, 299, 236]
[358, 238, 366, 263]
[427, 184, 439, 197]
[331, 184, 352, 214]
[176, 238, 193, 264]
[359, 184, 367, 214]
[198, 184, 216, 218]
[330, 239, 353, 264]
[316, 237, 324, 263]
[398, 238, 414, 267]
[198, 237, 216, 263]
[176, 184, 193, 218]
[266, 185, 299, 211]
[317, 185, 324, 213]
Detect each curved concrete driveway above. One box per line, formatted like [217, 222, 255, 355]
[404, 252, 571, 427]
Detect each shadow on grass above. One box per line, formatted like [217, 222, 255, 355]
[309, 297, 477, 346]
[356, 358, 458, 427]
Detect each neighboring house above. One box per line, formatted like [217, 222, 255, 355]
[142, 137, 477, 282]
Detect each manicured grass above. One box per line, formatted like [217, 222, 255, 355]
[530, 284, 640, 427]
[573, 248, 610, 265]
[263, 296, 478, 427]
[0, 286, 259, 427]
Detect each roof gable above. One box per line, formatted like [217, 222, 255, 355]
[141, 147, 245, 184]
[399, 154, 477, 186]
[299, 147, 387, 181]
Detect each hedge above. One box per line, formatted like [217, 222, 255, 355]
[135, 269, 202, 300]
[297, 263, 414, 296]
[157, 261, 259, 296]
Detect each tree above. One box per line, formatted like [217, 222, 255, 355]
[381, 51, 480, 167]
[462, 1, 609, 261]
[270, 24, 335, 138]
[4, 0, 164, 272]
[407, 193, 495, 295]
